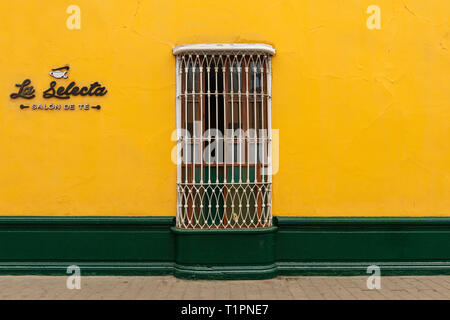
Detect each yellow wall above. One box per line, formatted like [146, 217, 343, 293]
[0, 0, 448, 216]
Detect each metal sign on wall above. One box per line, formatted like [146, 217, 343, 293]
[10, 65, 108, 111]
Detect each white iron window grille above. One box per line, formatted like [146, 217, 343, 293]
[173, 44, 275, 229]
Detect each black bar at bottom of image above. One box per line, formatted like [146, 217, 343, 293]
[0, 300, 447, 319]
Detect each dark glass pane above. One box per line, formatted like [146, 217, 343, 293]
[249, 61, 262, 93]
[228, 61, 242, 92]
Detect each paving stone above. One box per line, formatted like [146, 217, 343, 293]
[0, 276, 449, 300]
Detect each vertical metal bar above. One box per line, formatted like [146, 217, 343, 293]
[184, 61, 188, 185]
[176, 56, 181, 227]
[260, 58, 265, 226]
[199, 57, 204, 184]
[183, 59, 191, 225]
[207, 62, 211, 184]
[222, 62, 227, 226]
[238, 61, 242, 184]
[230, 59, 236, 226]
[184, 59, 189, 227]
[191, 60, 197, 226]
[245, 58, 251, 227]
[176, 57, 181, 184]
[253, 61, 257, 184]
[266, 57, 273, 227]
[245, 60, 250, 184]
[214, 63, 219, 185]
[261, 60, 265, 183]
[222, 64, 227, 184]
[253, 59, 261, 224]
[192, 61, 196, 177]
[230, 60, 234, 184]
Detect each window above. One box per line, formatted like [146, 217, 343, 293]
[173, 44, 275, 229]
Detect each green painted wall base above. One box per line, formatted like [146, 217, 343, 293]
[172, 227, 278, 280]
[0, 217, 449, 278]
[0, 217, 175, 276]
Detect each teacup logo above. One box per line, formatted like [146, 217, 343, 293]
[49, 66, 69, 79]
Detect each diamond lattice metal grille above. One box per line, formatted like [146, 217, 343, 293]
[174, 44, 275, 229]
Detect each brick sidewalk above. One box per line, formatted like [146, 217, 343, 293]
[0, 276, 449, 300]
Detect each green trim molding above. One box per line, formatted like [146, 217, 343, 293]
[0, 216, 449, 278]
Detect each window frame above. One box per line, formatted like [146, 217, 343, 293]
[174, 44, 275, 229]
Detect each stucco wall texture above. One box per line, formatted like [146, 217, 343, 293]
[0, 1, 448, 216]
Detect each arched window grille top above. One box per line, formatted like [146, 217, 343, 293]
[174, 44, 274, 229]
